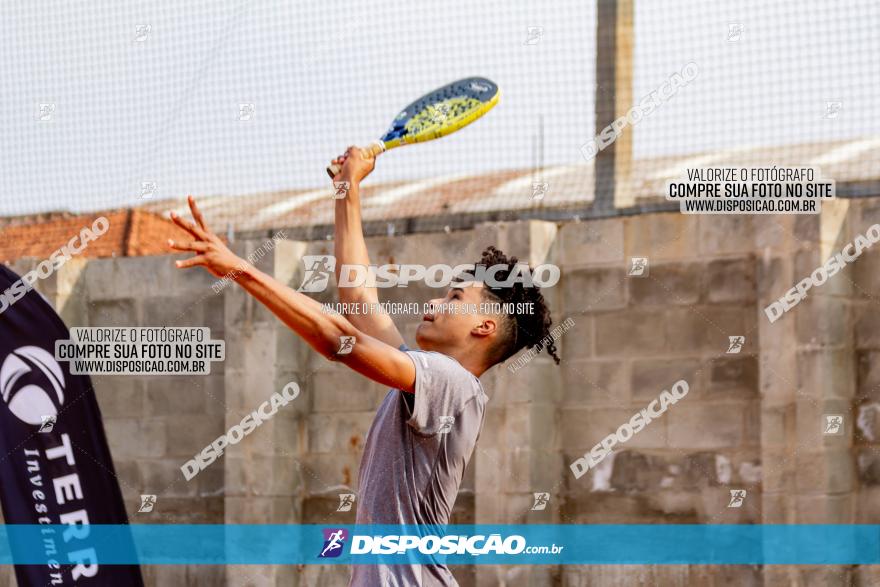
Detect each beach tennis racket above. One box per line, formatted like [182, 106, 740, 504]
[326, 76, 500, 178]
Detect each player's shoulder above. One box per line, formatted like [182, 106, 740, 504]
[406, 349, 482, 387]
[406, 348, 471, 370]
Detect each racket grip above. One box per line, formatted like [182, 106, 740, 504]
[326, 142, 386, 178]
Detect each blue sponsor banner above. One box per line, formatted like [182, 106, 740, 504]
[0, 266, 144, 586]
[1, 524, 879, 565]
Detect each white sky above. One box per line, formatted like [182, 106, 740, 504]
[1, 0, 878, 216]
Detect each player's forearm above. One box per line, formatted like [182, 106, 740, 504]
[235, 263, 412, 389]
[334, 176, 378, 304]
[236, 264, 354, 359]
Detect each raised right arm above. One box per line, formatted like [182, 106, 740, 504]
[331, 147, 405, 348]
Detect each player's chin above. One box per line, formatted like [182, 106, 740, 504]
[415, 320, 437, 347]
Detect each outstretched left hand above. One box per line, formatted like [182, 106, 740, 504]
[168, 195, 245, 279]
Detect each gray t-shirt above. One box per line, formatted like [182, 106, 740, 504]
[350, 347, 488, 587]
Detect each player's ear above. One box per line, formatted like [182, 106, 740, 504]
[472, 318, 497, 338]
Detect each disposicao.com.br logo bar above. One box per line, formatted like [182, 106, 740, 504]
[5, 525, 880, 565]
[320, 528, 564, 561]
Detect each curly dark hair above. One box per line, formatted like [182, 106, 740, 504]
[469, 246, 561, 366]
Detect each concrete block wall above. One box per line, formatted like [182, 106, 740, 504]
[3, 197, 880, 585]
[850, 199, 880, 527]
[535, 214, 761, 587]
[86, 255, 228, 587]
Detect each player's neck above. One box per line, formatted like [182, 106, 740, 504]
[446, 347, 488, 378]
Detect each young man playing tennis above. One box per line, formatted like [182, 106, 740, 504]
[168, 148, 560, 586]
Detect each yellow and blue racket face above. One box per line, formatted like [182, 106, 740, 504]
[379, 77, 499, 150]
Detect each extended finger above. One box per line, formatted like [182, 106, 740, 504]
[170, 211, 208, 241]
[188, 195, 211, 233]
[168, 239, 208, 253]
[174, 255, 206, 269]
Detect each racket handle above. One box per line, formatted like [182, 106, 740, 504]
[326, 141, 386, 178]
